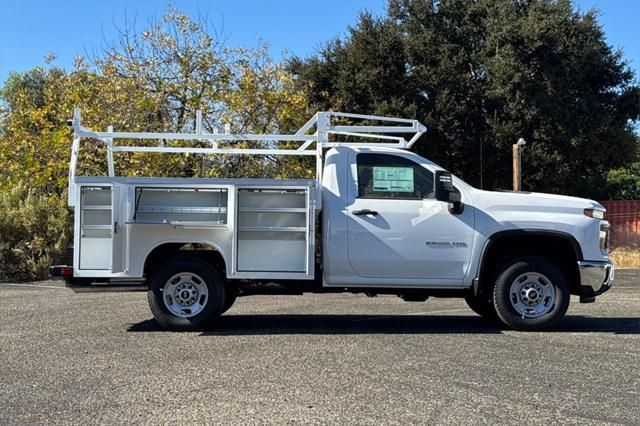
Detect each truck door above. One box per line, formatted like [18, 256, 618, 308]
[346, 152, 474, 282]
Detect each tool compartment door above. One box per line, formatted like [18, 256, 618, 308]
[235, 187, 314, 277]
[78, 186, 113, 270]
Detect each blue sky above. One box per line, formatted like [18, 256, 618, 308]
[0, 0, 638, 84]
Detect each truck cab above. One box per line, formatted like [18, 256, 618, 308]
[323, 147, 474, 287]
[51, 109, 614, 331]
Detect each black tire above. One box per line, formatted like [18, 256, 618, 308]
[147, 257, 225, 331]
[464, 294, 498, 321]
[221, 286, 237, 314]
[492, 257, 570, 331]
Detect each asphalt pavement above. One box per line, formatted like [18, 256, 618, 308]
[0, 271, 638, 425]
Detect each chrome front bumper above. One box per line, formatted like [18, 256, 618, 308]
[578, 260, 614, 297]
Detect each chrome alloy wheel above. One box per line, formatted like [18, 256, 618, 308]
[509, 272, 556, 318]
[162, 273, 209, 318]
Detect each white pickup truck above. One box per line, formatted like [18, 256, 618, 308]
[51, 109, 614, 331]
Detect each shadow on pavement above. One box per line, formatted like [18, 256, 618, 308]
[127, 314, 640, 335]
[555, 315, 640, 334]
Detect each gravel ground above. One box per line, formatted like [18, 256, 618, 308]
[0, 271, 638, 425]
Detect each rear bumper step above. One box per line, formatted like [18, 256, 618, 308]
[68, 284, 148, 293]
[49, 266, 147, 292]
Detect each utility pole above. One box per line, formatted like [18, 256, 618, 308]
[512, 138, 526, 191]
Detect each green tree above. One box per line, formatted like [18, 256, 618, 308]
[92, 6, 311, 179]
[290, 0, 640, 196]
[602, 161, 640, 200]
[0, 184, 72, 280]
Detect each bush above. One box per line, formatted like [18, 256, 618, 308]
[604, 162, 640, 200]
[0, 185, 72, 281]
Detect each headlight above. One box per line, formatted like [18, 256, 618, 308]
[584, 208, 606, 220]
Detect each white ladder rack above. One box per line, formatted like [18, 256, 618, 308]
[67, 108, 426, 206]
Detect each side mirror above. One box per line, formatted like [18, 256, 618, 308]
[434, 170, 464, 214]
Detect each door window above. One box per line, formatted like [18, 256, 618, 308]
[357, 153, 434, 199]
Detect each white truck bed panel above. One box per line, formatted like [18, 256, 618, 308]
[79, 237, 112, 270]
[237, 231, 307, 272]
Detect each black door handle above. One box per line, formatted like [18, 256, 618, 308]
[352, 209, 378, 216]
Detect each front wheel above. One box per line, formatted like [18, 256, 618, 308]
[492, 257, 570, 331]
[147, 257, 225, 331]
[464, 294, 498, 321]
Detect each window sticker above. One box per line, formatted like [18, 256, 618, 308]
[372, 167, 414, 192]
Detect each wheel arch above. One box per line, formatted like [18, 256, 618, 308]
[142, 241, 228, 279]
[474, 229, 583, 296]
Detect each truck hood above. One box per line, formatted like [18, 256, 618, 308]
[470, 189, 602, 215]
[465, 189, 607, 261]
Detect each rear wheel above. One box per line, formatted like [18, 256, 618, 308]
[147, 257, 225, 331]
[221, 286, 237, 314]
[492, 257, 570, 331]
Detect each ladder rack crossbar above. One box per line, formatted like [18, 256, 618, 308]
[77, 129, 316, 142]
[327, 130, 406, 142]
[328, 111, 420, 124]
[111, 146, 318, 155]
